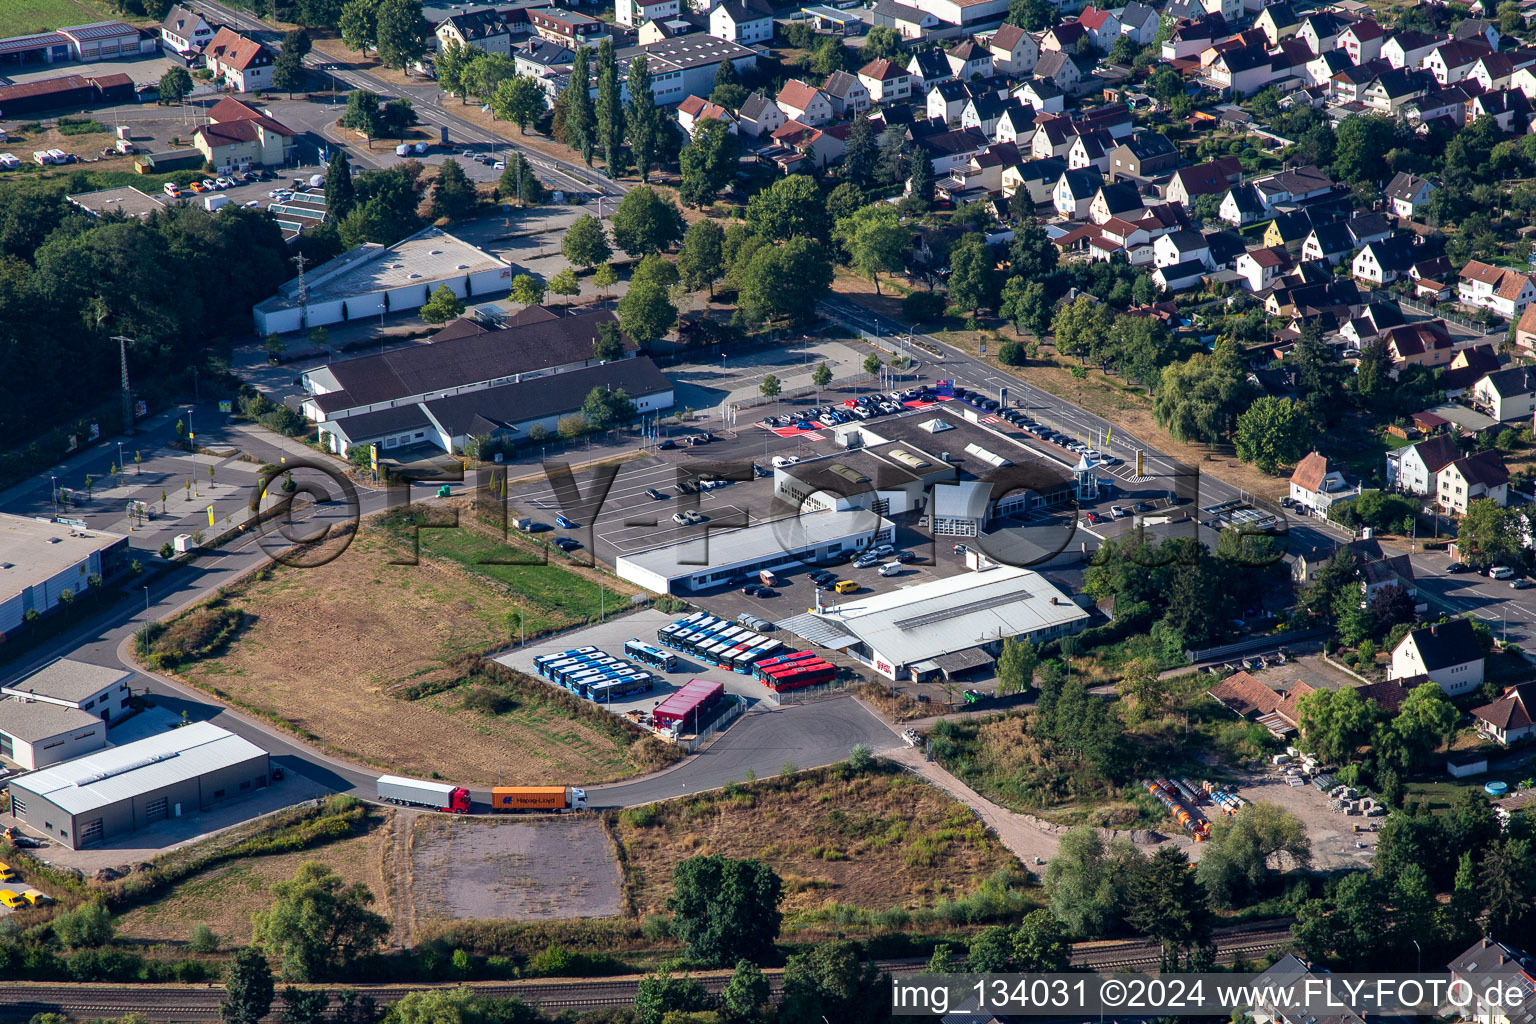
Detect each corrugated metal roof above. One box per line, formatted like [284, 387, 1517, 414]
[9, 722, 267, 815]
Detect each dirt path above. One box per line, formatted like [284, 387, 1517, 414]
[384, 807, 420, 950]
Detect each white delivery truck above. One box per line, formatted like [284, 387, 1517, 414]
[376, 774, 471, 812]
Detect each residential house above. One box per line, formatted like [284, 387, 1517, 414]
[1305, 50, 1354, 87]
[928, 79, 972, 123]
[1096, 216, 1157, 263]
[1384, 320, 1456, 367]
[619, 0, 679, 28]
[1153, 228, 1212, 269]
[1165, 157, 1242, 207]
[736, 91, 785, 137]
[435, 7, 531, 56]
[1077, 5, 1122, 49]
[1053, 167, 1102, 218]
[1403, 83, 1474, 126]
[1108, 131, 1177, 181]
[1362, 67, 1432, 113]
[1385, 171, 1435, 219]
[945, 37, 994, 80]
[1153, 255, 1210, 291]
[203, 26, 272, 92]
[515, 38, 575, 79]
[193, 95, 295, 170]
[1255, 2, 1300, 42]
[161, 4, 214, 55]
[858, 58, 913, 103]
[1352, 235, 1418, 285]
[1235, 245, 1292, 291]
[1468, 50, 1518, 91]
[1300, 222, 1353, 264]
[1001, 156, 1067, 204]
[823, 70, 870, 116]
[1441, 343, 1502, 395]
[1466, 87, 1530, 131]
[1117, 1, 1160, 44]
[1454, 17, 1501, 49]
[1250, 165, 1334, 213]
[1066, 127, 1114, 172]
[913, 126, 989, 178]
[1411, 255, 1455, 301]
[1388, 434, 1460, 496]
[1515, 303, 1536, 351]
[1033, 50, 1092, 94]
[1438, 449, 1511, 513]
[1209, 46, 1274, 97]
[1088, 181, 1142, 223]
[709, 0, 772, 43]
[1163, 18, 1218, 60]
[985, 23, 1039, 74]
[1331, 60, 1390, 103]
[1425, 39, 1494, 85]
[1382, 29, 1446, 69]
[1472, 366, 1536, 422]
[960, 92, 1008, 135]
[1015, 78, 1065, 113]
[1031, 115, 1079, 159]
[907, 48, 953, 89]
[764, 120, 843, 172]
[528, 8, 607, 48]
[1470, 684, 1536, 744]
[1042, 20, 1089, 52]
[1296, 11, 1345, 54]
[1339, 299, 1406, 345]
[1389, 618, 1485, 696]
[1339, 18, 1387, 63]
[1459, 260, 1536, 318]
[993, 101, 1037, 143]
[777, 79, 833, 126]
[1289, 451, 1358, 516]
[676, 95, 736, 138]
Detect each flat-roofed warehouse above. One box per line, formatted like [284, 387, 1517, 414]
[0, 698, 106, 770]
[777, 563, 1089, 681]
[615, 509, 893, 594]
[5, 722, 270, 849]
[252, 227, 513, 335]
[0, 513, 130, 636]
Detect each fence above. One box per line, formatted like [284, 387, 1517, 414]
[1370, 289, 1487, 333]
[671, 694, 747, 751]
[1184, 626, 1332, 665]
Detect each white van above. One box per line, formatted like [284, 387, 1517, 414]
[1490, 565, 1515, 580]
[879, 562, 902, 577]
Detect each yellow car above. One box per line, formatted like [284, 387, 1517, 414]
[20, 889, 51, 905]
[834, 579, 859, 594]
[0, 861, 14, 882]
[0, 890, 24, 909]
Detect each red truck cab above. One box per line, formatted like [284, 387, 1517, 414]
[447, 787, 472, 813]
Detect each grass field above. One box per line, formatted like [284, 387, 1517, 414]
[115, 812, 390, 948]
[612, 764, 1030, 935]
[0, 0, 126, 35]
[159, 525, 669, 784]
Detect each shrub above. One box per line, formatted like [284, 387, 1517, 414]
[997, 340, 1026, 366]
[462, 685, 513, 715]
[640, 914, 672, 942]
[188, 923, 219, 953]
[53, 901, 115, 948]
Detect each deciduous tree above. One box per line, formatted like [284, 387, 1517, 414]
[419, 284, 465, 323]
[221, 948, 275, 1024]
[611, 186, 684, 255]
[252, 861, 390, 980]
[666, 855, 783, 966]
[679, 117, 740, 208]
[491, 75, 544, 134]
[562, 214, 611, 268]
[833, 205, 909, 296]
[1234, 396, 1313, 473]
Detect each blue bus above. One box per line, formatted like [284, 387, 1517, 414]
[623, 639, 678, 672]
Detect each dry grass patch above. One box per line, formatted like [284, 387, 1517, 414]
[115, 813, 389, 948]
[155, 525, 673, 784]
[612, 764, 1025, 933]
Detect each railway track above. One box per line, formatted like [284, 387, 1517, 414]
[0, 927, 1295, 1020]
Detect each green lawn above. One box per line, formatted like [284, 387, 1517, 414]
[0, 0, 126, 35]
[412, 525, 632, 623]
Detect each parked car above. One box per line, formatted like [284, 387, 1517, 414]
[755, 587, 777, 598]
[1108, 506, 1128, 518]
[1446, 561, 1468, 573]
[672, 512, 691, 525]
[1491, 565, 1516, 579]
[1513, 579, 1533, 589]
[853, 554, 879, 568]
[873, 544, 895, 557]
[896, 551, 918, 563]
[646, 487, 665, 500]
[552, 537, 580, 551]
[554, 514, 576, 529]
[657, 439, 677, 449]
[742, 583, 762, 596]
[879, 562, 902, 576]
[834, 580, 859, 594]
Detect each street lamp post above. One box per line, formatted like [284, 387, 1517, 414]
[142, 586, 150, 614]
[50, 475, 57, 513]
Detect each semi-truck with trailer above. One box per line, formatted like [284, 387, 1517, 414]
[488, 786, 588, 812]
[377, 775, 471, 813]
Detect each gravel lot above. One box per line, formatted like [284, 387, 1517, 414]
[409, 816, 622, 921]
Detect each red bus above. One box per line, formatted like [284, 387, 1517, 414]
[752, 650, 819, 681]
[761, 658, 835, 692]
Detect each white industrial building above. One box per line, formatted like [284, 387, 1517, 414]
[904, 0, 1010, 26]
[778, 562, 1090, 681]
[0, 514, 130, 637]
[615, 510, 894, 594]
[0, 698, 106, 770]
[3, 659, 133, 722]
[252, 228, 513, 335]
[5, 722, 270, 849]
